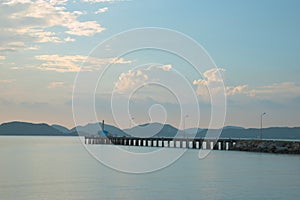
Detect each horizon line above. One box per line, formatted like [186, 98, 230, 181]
[1, 120, 299, 130]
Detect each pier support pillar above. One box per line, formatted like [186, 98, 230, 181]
[206, 141, 210, 150]
[192, 140, 196, 149]
[213, 142, 219, 150]
[180, 140, 183, 148]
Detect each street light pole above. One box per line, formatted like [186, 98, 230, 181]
[183, 115, 188, 138]
[260, 112, 266, 140]
[129, 117, 134, 128]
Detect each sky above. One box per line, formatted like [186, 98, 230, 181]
[0, 0, 300, 129]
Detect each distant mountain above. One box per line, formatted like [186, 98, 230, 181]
[1, 121, 299, 140]
[124, 123, 184, 138]
[52, 124, 70, 133]
[184, 126, 243, 134]
[223, 126, 245, 130]
[70, 122, 128, 137]
[0, 121, 127, 137]
[0, 121, 74, 136]
[195, 127, 300, 140]
[184, 128, 203, 136]
[124, 123, 300, 140]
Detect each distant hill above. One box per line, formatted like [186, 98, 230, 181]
[70, 122, 128, 137]
[124, 123, 184, 138]
[125, 123, 300, 140]
[0, 121, 74, 136]
[223, 126, 245, 130]
[0, 121, 299, 140]
[52, 124, 70, 133]
[0, 121, 128, 137]
[194, 127, 300, 140]
[184, 128, 203, 136]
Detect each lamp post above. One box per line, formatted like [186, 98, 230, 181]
[129, 117, 134, 128]
[260, 112, 266, 140]
[183, 115, 188, 138]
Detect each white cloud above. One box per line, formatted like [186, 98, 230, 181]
[0, 42, 39, 52]
[81, 0, 124, 3]
[35, 55, 84, 72]
[95, 7, 108, 14]
[145, 64, 172, 71]
[114, 64, 173, 94]
[48, 81, 65, 89]
[49, 0, 68, 5]
[28, 30, 62, 43]
[159, 64, 172, 71]
[2, 0, 32, 5]
[248, 82, 300, 99]
[226, 85, 248, 96]
[64, 21, 105, 36]
[0, 0, 105, 52]
[194, 69, 300, 102]
[34, 54, 132, 72]
[72, 10, 86, 16]
[64, 37, 76, 42]
[193, 68, 225, 98]
[203, 68, 225, 82]
[193, 68, 248, 99]
[114, 70, 148, 93]
[0, 79, 15, 83]
[193, 79, 210, 98]
[0, 56, 6, 60]
[3, 0, 68, 6]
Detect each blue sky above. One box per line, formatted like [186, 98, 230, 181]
[0, 0, 300, 128]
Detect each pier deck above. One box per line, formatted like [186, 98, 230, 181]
[84, 136, 300, 154]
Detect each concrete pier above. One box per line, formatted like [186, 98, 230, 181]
[84, 136, 239, 151]
[84, 136, 300, 154]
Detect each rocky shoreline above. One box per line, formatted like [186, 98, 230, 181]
[233, 140, 300, 154]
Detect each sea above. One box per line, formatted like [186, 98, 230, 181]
[0, 136, 299, 200]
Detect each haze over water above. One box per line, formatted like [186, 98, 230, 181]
[0, 136, 299, 200]
[1, 0, 300, 199]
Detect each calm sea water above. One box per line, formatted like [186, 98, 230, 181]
[0, 136, 299, 200]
